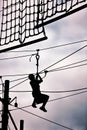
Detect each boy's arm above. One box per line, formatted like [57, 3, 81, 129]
[36, 74, 43, 83]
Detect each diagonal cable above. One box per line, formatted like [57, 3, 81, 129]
[40, 44, 87, 73]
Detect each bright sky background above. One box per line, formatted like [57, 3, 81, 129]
[0, 1, 87, 130]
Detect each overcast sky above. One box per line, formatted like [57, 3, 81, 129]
[0, 1, 87, 130]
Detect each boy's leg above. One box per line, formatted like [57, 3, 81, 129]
[40, 95, 49, 112]
[42, 95, 49, 107]
[32, 98, 37, 108]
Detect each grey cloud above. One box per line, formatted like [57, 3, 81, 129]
[69, 103, 87, 130]
[46, 8, 87, 42]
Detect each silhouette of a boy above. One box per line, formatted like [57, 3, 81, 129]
[28, 74, 49, 112]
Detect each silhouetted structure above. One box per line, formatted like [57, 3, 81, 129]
[28, 74, 49, 112]
[2, 80, 9, 130]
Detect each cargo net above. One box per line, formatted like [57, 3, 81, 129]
[37, 0, 87, 25]
[0, 0, 47, 50]
[0, 0, 87, 51]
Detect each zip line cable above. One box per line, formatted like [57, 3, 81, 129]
[38, 59, 87, 74]
[0, 59, 87, 84]
[0, 77, 28, 94]
[10, 105, 73, 130]
[40, 44, 87, 73]
[48, 63, 87, 73]
[0, 63, 84, 79]
[0, 43, 86, 78]
[0, 76, 27, 93]
[0, 59, 87, 90]
[0, 44, 86, 92]
[0, 60, 87, 93]
[0, 77, 26, 96]
[9, 76, 28, 83]
[39, 44, 87, 74]
[0, 63, 86, 92]
[0, 76, 28, 86]
[1, 56, 87, 78]
[10, 78, 28, 89]
[0, 58, 87, 88]
[48, 58, 87, 72]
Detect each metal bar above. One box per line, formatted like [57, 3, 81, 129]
[0, 36, 48, 53]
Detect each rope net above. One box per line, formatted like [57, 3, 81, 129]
[37, 0, 87, 25]
[0, 0, 47, 52]
[0, 0, 87, 52]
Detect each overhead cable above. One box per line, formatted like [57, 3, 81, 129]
[10, 104, 73, 130]
[10, 76, 28, 83]
[1, 58, 87, 78]
[49, 90, 87, 102]
[10, 78, 28, 89]
[9, 90, 87, 112]
[5, 39, 87, 53]
[40, 44, 87, 73]
[48, 63, 87, 73]
[0, 53, 36, 61]
[10, 104, 32, 112]
[9, 86, 87, 93]
[0, 76, 28, 87]
[1, 73, 29, 77]
[39, 39, 87, 51]
[0, 59, 87, 83]
[48, 58, 87, 72]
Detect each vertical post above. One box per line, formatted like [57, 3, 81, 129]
[20, 120, 24, 130]
[0, 76, 5, 100]
[2, 80, 9, 130]
[36, 49, 40, 78]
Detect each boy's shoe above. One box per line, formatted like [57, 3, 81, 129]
[40, 106, 47, 112]
[32, 103, 37, 108]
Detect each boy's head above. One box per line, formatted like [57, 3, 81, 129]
[28, 74, 35, 80]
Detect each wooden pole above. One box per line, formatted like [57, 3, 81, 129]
[2, 80, 9, 130]
[20, 120, 24, 130]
